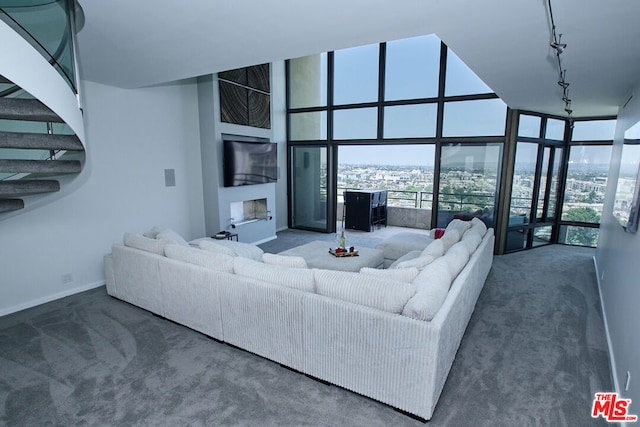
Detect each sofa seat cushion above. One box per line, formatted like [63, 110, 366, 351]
[164, 244, 234, 272]
[375, 231, 434, 262]
[234, 257, 315, 292]
[314, 269, 416, 314]
[403, 258, 453, 321]
[198, 239, 264, 261]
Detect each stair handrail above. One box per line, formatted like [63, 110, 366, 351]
[0, 0, 80, 96]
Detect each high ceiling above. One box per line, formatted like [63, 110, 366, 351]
[75, 0, 640, 118]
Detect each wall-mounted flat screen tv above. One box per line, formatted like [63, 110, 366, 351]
[223, 140, 277, 187]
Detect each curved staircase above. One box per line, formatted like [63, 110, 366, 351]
[0, 1, 86, 216]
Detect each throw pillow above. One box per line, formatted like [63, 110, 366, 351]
[164, 244, 234, 272]
[360, 266, 420, 282]
[157, 228, 189, 246]
[263, 253, 308, 269]
[430, 228, 446, 239]
[123, 232, 168, 255]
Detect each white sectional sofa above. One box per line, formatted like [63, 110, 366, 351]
[104, 219, 494, 421]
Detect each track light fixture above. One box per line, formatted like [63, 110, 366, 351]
[547, 0, 573, 125]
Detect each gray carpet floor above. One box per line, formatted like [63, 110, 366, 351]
[0, 233, 612, 426]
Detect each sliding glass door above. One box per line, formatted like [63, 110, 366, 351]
[290, 146, 329, 231]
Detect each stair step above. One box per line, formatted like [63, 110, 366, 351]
[0, 131, 84, 150]
[0, 199, 24, 213]
[0, 159, 82, 174]
[0, 179, 60, 197]
[0, 98, 63, 122]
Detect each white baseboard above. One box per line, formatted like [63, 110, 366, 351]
[593, 256, 621, 397]
[0, 280, 106, 317]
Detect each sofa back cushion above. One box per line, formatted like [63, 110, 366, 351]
[123, 232, 170, 255]
[156, 228, 190, 246]
[314, 269, 416, 314]
[441, 242, 470, 278]
[445, 218, 472, 235]
[421, 238, 445, 258]
[471, 217, 488, 237]
[234, 257, 315, 292]
[199, 239, 264, 261]
[164, 244, 234, 273]
[439, 228, 461, 252]
[403, 258, 453, 321]
[461, 229, 483, 254]
[359, 266, 420, 283]
[263, 253, 308, 269]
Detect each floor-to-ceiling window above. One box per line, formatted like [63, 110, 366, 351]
[286, 35, 615, 251]
[558, 118, 615, 247]
[286, 34, 505, 233]
[505, 113, 614, 252]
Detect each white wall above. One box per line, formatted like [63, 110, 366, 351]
[595, 79, 640, 407]
[197, 63, 287, 242]
[272, 61, 289, 231]
[0, 79, 205, 316]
